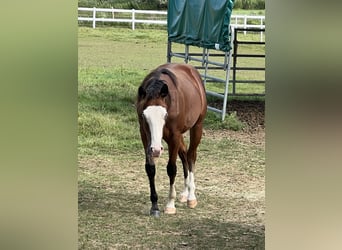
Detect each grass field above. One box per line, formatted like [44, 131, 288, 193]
[78, 27, 265, 249]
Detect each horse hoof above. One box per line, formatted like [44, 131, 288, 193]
[187, 199, 197, 209]
[164, 207, 176, 215]
[150, 209, 161, 217]
[179, 195, 187, 203]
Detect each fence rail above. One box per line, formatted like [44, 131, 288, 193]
[78, 7, 167, 30]
[78, 7, 265, 34]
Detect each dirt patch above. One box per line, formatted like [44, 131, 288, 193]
[209, 99, 265, 131]
[229, 100, 265, 129]
[205, 99, 265, 147]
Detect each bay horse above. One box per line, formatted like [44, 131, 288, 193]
[136, 63, 207, 217]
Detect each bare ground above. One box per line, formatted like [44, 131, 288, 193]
[209, 99, 265, 131]
[227, 100, 265, 130]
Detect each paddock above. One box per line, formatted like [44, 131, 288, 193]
[78, 26, 265, 248]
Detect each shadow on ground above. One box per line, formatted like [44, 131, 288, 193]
[79, 180, 265, 249]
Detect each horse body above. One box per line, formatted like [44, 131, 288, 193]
[136, 63, 207, 216]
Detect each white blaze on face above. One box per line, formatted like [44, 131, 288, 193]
[143, 105, 167, 157]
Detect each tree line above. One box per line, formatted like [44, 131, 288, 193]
[78, 0, 265, 10]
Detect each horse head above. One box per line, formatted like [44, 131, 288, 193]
[137, 79, 169, 158]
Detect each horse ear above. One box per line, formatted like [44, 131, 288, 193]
[138, 86, 146, 98]
[160, 83, 168, 98]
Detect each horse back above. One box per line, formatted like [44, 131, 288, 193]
[159, 63, 207, 130]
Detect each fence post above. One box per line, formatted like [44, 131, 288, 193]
[260, 17, 264, 42]
[92, 7, 96, 28]
[244, 15, 247, 35]
[132, 9, 135, 30]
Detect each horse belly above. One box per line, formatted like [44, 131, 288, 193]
[183, 90, 203, 127]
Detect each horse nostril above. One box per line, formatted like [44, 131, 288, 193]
[150, 147, 162, 157]
[151, 147, 163, 152]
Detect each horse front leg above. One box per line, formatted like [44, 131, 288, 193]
[164, 134, 180, 215]
[140, 125, 160, 217]
[145, 155, 160, 217]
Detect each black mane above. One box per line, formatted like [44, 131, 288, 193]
[138, 67, 177, 101]
[145, 79, 167, 100]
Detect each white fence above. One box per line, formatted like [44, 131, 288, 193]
[78, 7, 167, 30]
[78, 7, 265, 30]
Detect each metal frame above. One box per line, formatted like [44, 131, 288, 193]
[167, 26, 235, 121]
[232, 28, 266, 96]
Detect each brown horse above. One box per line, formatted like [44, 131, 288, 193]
[136, 63, 207, 217]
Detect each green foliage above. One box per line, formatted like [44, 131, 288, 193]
[204, 111, 246, 131]
[225, 111, 247, 131]
[78, 0, 167, 9]
[232, 0, 265, 10]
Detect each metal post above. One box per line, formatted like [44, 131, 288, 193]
[232, 27, 238, 95]
[221, 27, 235, 121]
[201, 48, 206, 67]
[203, 48, 209, 86]
[92, 7, 96, 28]
[184, 45, 189, 63]
[167, 41, 172, 63]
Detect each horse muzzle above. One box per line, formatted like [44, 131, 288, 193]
[150, 146, 164, 158]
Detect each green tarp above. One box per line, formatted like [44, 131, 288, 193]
[167, 0, 235, 52]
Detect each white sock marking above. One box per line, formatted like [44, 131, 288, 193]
[188, 172, 196, 201]
[166, 184, 176, 209]
[180, 171, 189, 200]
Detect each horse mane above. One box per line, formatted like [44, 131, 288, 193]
[159, 68, 177, 87]
[138, 67, 177, 101]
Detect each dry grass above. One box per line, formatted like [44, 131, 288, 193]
[79, 129, 265, 249]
